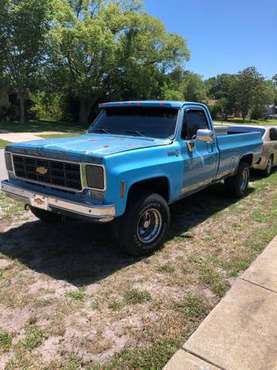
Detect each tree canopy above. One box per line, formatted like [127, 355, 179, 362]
[46, 0, 190, 123]
[206, 68, 276, 120]
[0, 0, 53, 122]
[0, 0, 276, 124]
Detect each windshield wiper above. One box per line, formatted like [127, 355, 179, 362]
[93, 128, 111, 134]
[124, 130, 145, 137]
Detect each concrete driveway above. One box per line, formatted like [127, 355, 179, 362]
[165, 236, 277, 370]
[0, 132, 62, 143]
[0, 133, 43, 143]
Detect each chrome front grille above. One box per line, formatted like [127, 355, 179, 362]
[12, 154, 82, 191]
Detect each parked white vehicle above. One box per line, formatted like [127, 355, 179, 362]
[228, 125, 277, 176]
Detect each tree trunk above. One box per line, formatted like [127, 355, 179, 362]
[79, 98, 93, 126]
[242, 109, 248, 122]
[18, 93, 25, 124]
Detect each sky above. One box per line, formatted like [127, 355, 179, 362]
[144, 0, 276, 79]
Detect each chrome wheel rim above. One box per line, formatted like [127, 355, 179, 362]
[240, 168, 249, 192]
[137, 208, 163, 244]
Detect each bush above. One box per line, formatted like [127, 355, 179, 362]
[123, 289, 152, 305]
[208, 102, 223, 120]
[31, 92, 63, 121]
[251, 105, 267, 120]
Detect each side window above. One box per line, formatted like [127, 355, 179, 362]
[269, 128, 277, 141]
[182, 110, 209, 140]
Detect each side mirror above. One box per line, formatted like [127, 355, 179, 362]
[196, 129, 214, 143]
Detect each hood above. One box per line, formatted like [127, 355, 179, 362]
[7, 133, 170, 163]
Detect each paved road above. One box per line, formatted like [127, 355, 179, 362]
[0, 150, 7, 182]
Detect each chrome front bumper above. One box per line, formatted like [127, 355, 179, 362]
[1, 181, 116, 223]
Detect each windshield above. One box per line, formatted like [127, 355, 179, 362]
[88, 107, 178, 139]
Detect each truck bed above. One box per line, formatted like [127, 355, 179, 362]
[216, 130, 262, 178]
[214, 125, 265, 136]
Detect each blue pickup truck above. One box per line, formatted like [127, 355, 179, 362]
[2, 101, 262, 256]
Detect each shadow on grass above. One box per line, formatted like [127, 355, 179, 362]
[0, 183, 254, 287]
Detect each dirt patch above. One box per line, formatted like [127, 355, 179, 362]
[0, 305, 34, 333]
[0, 259, 12, 269]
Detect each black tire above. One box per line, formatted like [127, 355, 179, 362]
[117, 193, 170, 256]
[30, 206, 63, 223]
[262, 156, 273, 177]
[224, 161, 250, 198]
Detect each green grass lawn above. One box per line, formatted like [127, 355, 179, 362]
[0, 120, 86, 134]
[38, 133, 82, 139]
[0, 139, 11, 149]
[214, 118, 277, 126]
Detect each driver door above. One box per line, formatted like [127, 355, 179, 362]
[181, 108, 219, 194]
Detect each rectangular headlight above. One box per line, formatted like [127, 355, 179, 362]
[85, 165, 105, 190]
[5, 152, 13, 172]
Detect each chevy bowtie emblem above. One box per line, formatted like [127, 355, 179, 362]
[36, 166, 48, 175]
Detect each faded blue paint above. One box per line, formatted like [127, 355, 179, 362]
[99, 100, 185, 109]
[4, 102, 262, 219]
[7, 134, 170, 164]
[99, 100, 211, 110]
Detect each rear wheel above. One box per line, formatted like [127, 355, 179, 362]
[117, 193, 170, 256]
[262, 156, 273, 177]
[224, 161, 250, 198]
[30, 206, 63, 223]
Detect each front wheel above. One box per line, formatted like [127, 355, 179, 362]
[117, 193, 170, 256]
[224, 162, 250, 198]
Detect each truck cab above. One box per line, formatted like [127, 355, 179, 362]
[2, 101, 262, 256]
